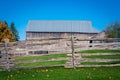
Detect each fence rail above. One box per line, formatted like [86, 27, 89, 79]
[0, 38, 120, 70]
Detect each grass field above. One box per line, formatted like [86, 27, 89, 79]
[1, 50, 120, 80]
[0, 68, 2, 71]
[0, 67, 120, 80]
[14, 54, 68, 67]
[16, 60, 66, 67]
[82, 55, 120, 59]
[77, 49, 120, 54]
[14, 54, 67, 61]
[81, 61, 120, 65]
[79, 50, 120, 65]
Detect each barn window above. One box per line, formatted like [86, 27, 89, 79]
[34, 51, 48, 54]
[89, 45, 92, 47]
[89, 40, 93, 47]
[89, 40, 93, 43]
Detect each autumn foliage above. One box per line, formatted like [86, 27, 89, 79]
[0, 21, 15, 43]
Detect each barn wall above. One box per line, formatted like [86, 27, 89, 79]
[25, 32, 98, 54]
[26, 32, 97, 40]
[91, 31, 107, 39]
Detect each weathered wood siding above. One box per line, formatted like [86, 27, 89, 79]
[26, 32, 97, 40]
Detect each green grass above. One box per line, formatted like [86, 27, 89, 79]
[81, 61, 120, 65]
[77, 49, 120, 54]
[0, 68, 2, 71]
[0, 67, 120, 80]
[82, 55, 120, 59]
[14, 54, 67, 61]
[15, 60, 66, 67]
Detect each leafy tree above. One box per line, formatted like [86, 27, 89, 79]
[105, 22, 120, 38]
[10, 22, 19, 41]
[0, 21, 15, 42]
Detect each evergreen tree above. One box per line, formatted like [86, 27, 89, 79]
[10, 22, 19, 41]
[4, 21, 8, 26]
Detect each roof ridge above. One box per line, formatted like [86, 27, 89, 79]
[29, 20, 92, 22]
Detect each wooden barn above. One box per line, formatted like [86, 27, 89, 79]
[25, 20, 101, 54]
[26, 20, 99, 40]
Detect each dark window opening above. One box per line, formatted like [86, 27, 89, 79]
[89, 40, 93, 43]
[34, 51, 48, 54]
[89, 45, 92, 47]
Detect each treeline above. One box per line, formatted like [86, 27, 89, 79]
[0, 21, 19, 43]
[105, 22, 120, 38]
[0, 20, 120, 43]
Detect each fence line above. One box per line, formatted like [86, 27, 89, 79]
[0, 38, 120, 70]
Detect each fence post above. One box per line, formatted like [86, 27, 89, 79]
[71, 34, 75, 69]
[4, 38, 10, 71]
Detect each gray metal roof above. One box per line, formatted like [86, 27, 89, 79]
[26, 20, 99, 33]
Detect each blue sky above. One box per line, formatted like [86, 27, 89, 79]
[0, 0, 120, 40]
